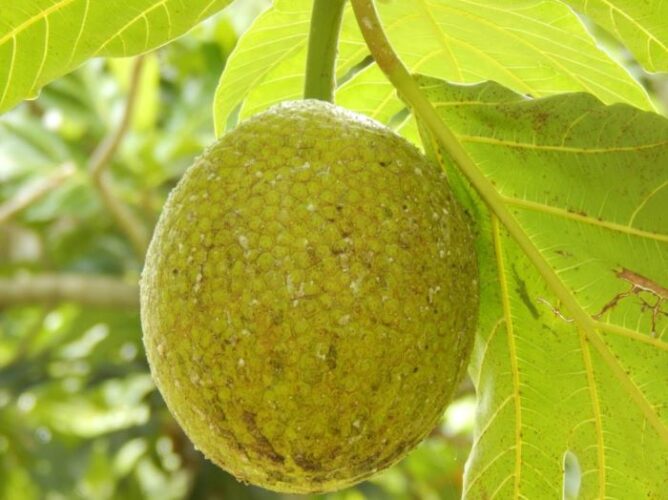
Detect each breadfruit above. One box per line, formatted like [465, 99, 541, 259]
[140, 100, 478, 493]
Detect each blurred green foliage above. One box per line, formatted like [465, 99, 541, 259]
[0, 2, 474, 498]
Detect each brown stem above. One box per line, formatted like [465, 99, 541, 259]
[0, 273, 139, 308]
[89, 56, 149, 258]
[0, 163, 76, 224]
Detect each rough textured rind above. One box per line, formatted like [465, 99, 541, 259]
[140, 100, 478, 493]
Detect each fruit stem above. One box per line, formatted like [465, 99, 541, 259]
[350, 0, 668, 444]
[304, 0, 347, 102]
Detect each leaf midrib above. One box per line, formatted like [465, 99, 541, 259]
[492, 215, 524, 498]
[0, 0, 76, 47]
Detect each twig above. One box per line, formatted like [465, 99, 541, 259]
[0, 273, 138, 308]
[5, 309, 50, 366]
[0, 163, 76, 224]
[89, 55, 149, 258]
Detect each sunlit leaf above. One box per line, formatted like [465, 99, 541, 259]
[563, 0, 668, 73]
[0, 0, 234, 113]
[415, 76, 668, 498]
[213, 0, 653, 135]
[212, 0, 311, 133]
[113, 438, 148, 477]
[0, 463, 39, 500]
[79, 441, 115, 500]
[39, 374, 154, 437]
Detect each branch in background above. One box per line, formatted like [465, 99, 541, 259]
[0, 163, 76, 224]
[89, 55, 150, 258]
[0, 273, 139, 308]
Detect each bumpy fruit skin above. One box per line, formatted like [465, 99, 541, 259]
[141, 100, 478, 493]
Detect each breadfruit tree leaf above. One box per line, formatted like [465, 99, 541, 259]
[0, 0, 233, 114]
[416, 76, 668, 499]
[213, 0, 654, 135]
[211, 0, 366, 133]
[562, 0, 668, 73]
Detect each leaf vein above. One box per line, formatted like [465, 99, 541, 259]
[29, 16, 50, 96]
[67, 0, 89, 66]
[628, 179, 668, 228]
[505, 196, 668, 243]
[0, 0, 77, 48]
[0, 35, 17, 108]
[492, 216, 523, 497]
[578, 330, 606, 498]
[94, 0, 170, 56]
[595, 321, 668, 351]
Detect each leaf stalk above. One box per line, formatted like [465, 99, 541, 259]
[304, 0, 347, 102]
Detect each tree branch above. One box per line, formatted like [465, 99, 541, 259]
[0, 274, 139, 308]
[89, 55, 150, 258]
[0, 163, 76, 224]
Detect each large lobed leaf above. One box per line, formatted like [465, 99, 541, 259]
[213, 0, 654, 135]
[0, 0, 233, 114]
[416, 76, 668, 498]
[563, 0, 668, 73]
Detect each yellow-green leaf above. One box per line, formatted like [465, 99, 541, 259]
[0, 0, 233, 114]
[416, 76, 668, 498]
[563, 0, 668, 72]
[213, 0, 654, 135]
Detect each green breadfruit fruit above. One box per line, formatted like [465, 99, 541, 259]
[140, 100, 479, 493]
